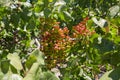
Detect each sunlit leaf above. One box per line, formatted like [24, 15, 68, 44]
[0, 70, 4, 80]
[92, 17, 108, 28]
[49, 0, 53, 2]
[7, 54, 23, 70]
[0, 0, 13, 6]
[109, 5, 120, 17]
[23, 63, 40, 80]
[2, 74, 23, 80]
[100, 67, 120, 80]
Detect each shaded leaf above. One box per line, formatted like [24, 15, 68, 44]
[40, 71, 60, 80]
[1, 60, 10, 74]
[93, 38, 114, 53]
[10, 65, 17, 74]
[44, 8, 51, 18]
[25, 55, 37, 69]
[30, 49, 44, 65]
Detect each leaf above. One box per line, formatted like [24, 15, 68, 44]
[87, 19, 94, 27]
[0, 0, 13, 6]
[34, 4, 44, 13]
[93, 38, 114, 53]
[25, 55, 37, 69]
[63, 11, 74, 21]
[109, 5, 120, 17]
[23, 63, 40, 80]
[0, 50, 8, 59]
[58, 12, 65, 21]
[10, 13, 20, 27]
[44, 0, 49, 7]
[30, 49, 44, 65]
[10, 65, 17, 74]
[2, 74, 23, 80]
[54, 0, 66, 6]
[58, 5, 66, 13]
[44, 8, 51, 18]
[100, 67, 120, 80]
[49, 0, 53, 2]
[24, 49, 59, 80]
[7, 53, 23, 70]
[0, 70, 4, 80]
[40, 71, 60, 80]
[29, 0, 38, 4]
[62, 72, 70, 80]
[1, 60, 10, 74]
[92, 17, 108, 28]
[102, 52, 120, 66]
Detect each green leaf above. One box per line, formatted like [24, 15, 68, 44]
[20, 8, 30, 22]
[10, 13, 20, 27]
[1, 60, 10, 74]
[58, 5, 66, 13]
[62, 73, 70, 80]
[63, 11, 74, 21]
[102, 52, 120, 66]
[30, 0, 38, 4]
[30, 49, 44, 65]
[34, 4, 44, 12]
[93, 38, 114, 53]
[90, 34, 99, 43]
[10, 65, 17, 74]
[7, 53, 23, 70]
[44, 8, 51, 18]
[44, 0, 49, 7]
[87, 19, 95, 28]
[0, 50, 8, 60]
[49, 0, 53, 2]
[25, 55, 37, 69]
[40, 71, 60, 80]
[23, 63, 40, 80]
[21, 0, 27, 2]
[100, 67, 120, 80]
[58, 12, 65, 21]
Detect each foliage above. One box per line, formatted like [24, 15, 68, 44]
[0, 49, 59, 80]
[0, 0, 120, 80]
[100, 67, 120, 80]
[40, 17, 94, 69]
[0, 0, 59, 80]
